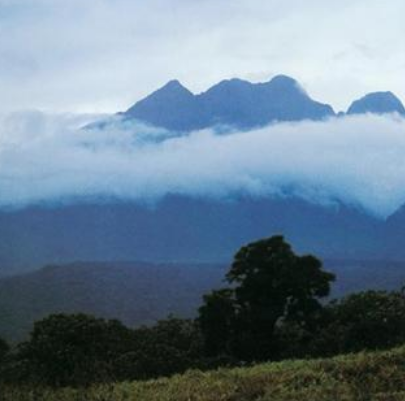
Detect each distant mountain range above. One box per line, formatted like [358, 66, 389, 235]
[116, 75, 405, 131]
[2, 196, 405, 275]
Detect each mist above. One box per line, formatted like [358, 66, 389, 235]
[0, 111, 405, 219]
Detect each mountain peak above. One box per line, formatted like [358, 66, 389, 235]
[203, 78, 252, 94]
[270, 74, 298, 85]
[268, 75, 301, 90]
[123, 79, 198, 131]
[347, 91, 405, 115]
[154, 79, 193, 96]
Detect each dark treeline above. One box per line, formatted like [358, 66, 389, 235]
[1, 236, 405, 388]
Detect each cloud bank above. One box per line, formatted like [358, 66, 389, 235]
[0, 112, 405, 219]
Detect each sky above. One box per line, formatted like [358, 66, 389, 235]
[0, 0, 404, 114]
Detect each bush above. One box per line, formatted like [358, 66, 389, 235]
[119, 317, 204, 380]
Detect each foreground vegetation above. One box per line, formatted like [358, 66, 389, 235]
[2, 345, 405, 401]
[1, 236, 405, 398]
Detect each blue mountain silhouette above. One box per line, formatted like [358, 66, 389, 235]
[123, 75, 335, 131]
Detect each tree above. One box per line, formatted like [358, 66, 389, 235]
[199, 236, 335, 361]
[10, 314, 206, 386]
[116, 317, 204, 381]
[312, 290, 405, 356]
[16, 313, 134, 387]
[198, 289, 235, 357]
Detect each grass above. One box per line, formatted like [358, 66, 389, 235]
[2, 346, 405, 401]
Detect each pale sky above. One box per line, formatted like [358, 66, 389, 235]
[0, 0, 404, 114]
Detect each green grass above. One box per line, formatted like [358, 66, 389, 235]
[2, 346, 405, 401]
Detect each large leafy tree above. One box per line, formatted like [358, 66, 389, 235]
[199, 236, 335, 360]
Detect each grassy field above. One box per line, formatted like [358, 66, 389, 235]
[2, 346, 405, 401]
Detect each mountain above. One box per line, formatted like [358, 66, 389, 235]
[123, 80, 204, 131]
[380, 205, 405, 258]
[0, 195, 392, 276]
[0, 262, 224, 342]
[123, 75, 335, 131]
[1, 259, 405, 342]
[347, 92, 405, 115]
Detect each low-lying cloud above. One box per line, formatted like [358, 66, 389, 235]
[0, 111, 405, 219]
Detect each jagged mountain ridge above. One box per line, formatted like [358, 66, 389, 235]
[120, 75, 405, 131]
[123, 75, 335, 131]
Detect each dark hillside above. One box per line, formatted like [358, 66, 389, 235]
[1, 259, 405, 342]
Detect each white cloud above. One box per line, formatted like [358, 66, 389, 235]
[0, 112, 405, 219]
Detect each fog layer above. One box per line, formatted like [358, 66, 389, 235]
[0, 112, 404, 218]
